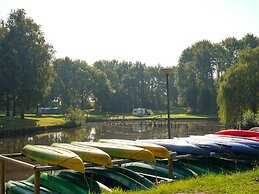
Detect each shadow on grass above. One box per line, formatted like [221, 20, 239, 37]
[0, 116, 38, 131]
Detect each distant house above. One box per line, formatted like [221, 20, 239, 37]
[38, 107, 60, 114]
[132, 108, 154, 116]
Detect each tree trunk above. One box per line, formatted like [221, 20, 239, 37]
[12, 96, 16, 116]
[20, 104, 25, 119]
[6, 95, 10, 117]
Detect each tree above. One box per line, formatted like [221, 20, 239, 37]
[48, 57, 94, 112]
[2, 9, 54, 118]
[218, 46, 259, 124]
[175, 41, 217, 114]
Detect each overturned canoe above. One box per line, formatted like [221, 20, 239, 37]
[215, 129, 259, 137]
[51, 143, 112, 167]
[5, 180, 59, 194]
[22, 144, 85, 173]
[98, 139, 170, 159]
[71, 141, 155, 163]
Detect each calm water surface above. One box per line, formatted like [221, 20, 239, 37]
[0, 121, 225, 181]
[0, 121, 224, 154]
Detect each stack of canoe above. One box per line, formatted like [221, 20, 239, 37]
[5, 129, 259, 193]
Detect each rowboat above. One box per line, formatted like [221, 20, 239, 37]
[215, 129, 259, 137]
[137, 139, 211, 156]
[22, 144, 85, 173]
[71, 141, 155, 162]
[27, 172, 89, 194]
[51, 143, 112, 167]
[98, 139, 170, 159]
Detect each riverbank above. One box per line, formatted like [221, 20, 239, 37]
[0, 113, 219, 138]
[109, 168, 259, 194]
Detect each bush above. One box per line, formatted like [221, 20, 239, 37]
[241, 109, 259, 129]
[64, 108, 85, 125]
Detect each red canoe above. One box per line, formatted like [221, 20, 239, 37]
[215, 129, 259, 137]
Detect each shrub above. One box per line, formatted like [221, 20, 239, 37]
[241, 109, 258, 129]
[64, 108, 85, 125]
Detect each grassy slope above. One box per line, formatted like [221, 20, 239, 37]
[0, 107, 217, 131]
[0, 114, 65, 131]
[109, 169, 259, 194]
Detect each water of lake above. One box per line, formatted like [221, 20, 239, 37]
[0, 120, 225, 154]
[0, 120, 226, 181]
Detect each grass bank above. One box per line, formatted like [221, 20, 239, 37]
[0, 107, 217, 131]
[0, 114, 65, 131]
[86, 108, 217, 121]
[109, 168, 259, 194]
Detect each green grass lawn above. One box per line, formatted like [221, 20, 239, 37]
[0, 107, 217, 131]
[0, 114, 65, 131]
[108, 168, 259, 194]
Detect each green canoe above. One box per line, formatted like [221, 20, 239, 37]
[112, 166, 156, 189]
[57, 170, 111, 193]
[5, 180, 59, 194]
[27, 172, 90, 194]
[71, 141, 155, 162]
[85, 167, 149, 191]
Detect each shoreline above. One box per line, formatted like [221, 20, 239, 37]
[0, 117, 220, 139]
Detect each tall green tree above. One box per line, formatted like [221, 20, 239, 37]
[218, 46, 259, 123]
[49, 58, 93, 112]
[2, 9, 54, 118]
[175, 41, 217, 114]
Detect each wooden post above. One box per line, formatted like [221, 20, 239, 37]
[0, 159, 5, 194]
[168, 152, 176, 178]
[168, 156, 172, 178]
[34, 169, 40, 194]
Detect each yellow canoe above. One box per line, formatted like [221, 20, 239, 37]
[51, 143, 112, 167]
[22, 144, 85, 174]
[98, 139, 170, 159]
[71, 141, 155, 163]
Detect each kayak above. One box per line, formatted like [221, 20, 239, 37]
[71, 141, 155, 163]
[98, 139, 170, 159]
[190, 135, 259, 156]
[205, 134, 259, 148]
[181, 137, 232, 154]
[57, 171, 111, 193]
[22, 144, 85, 173]
[27, 172, 89, 194]
[51, 143, 112, 167]
[137, 139, 211, 156]
[215, 129, 259, 137]
[5, 180, 59, 194]
[85, 167, 149, 191]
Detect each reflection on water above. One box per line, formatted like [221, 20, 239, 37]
[0, 121, 225, 154]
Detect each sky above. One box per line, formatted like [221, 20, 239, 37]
[1, 0, 259, 67]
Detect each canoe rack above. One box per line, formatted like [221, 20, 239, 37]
[0, 152, 180, 194]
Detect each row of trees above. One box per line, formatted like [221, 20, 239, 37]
[0, 9, 54, 118]
[46, 58, 175, 113]
[1, 9, 258, 125]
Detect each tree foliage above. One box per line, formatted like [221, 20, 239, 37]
[0, 9, 54, 118]
[218, 47, 259, 123]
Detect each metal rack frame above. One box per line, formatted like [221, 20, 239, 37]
[0, 152, 177, 194]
